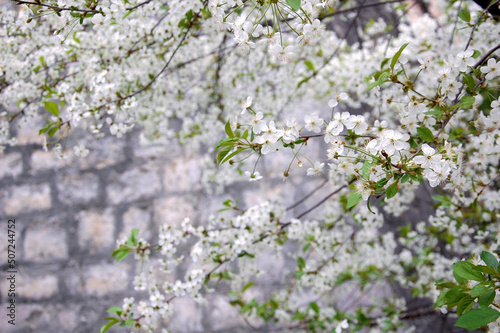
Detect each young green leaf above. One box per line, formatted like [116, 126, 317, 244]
[127, 228, 139, 246]
[220, 147, 246, 165]
[455, 308, 500, 330]
[460, 95, 475, 109]
[347, 192, 363, 209]
[225, 120, 234, 138]
[366, 71, 390, 91]
[309, 302, 320, 314]
[297, 257, 306, 271]
[48, 126, 58, 138]
[286, 0, 301, 11]
[106, 306, 124, 314]
[304, 60, 315, 71]
[362, 160, 372, 179]
[457, 295, 474, 316]
[470, 283, 490, 298]
[242, 282, 254, 293]
[479, 289, 496, 308]
[101, 319, 118, 333]
[386, 182, 399, 199]
[216, 138, 237, 150]
[217, 145, 233, 165]
[417, 126, 434, 143]
[39, 123, 52, 135]
[112, 247, 132, 262]
[44, 101, 59, 117]
[458, 8, 471, 23]
[453, 261, 485, 281]
[481, 251, 499, 272]
[390, 43, 409, 71]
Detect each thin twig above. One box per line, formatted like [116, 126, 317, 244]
[286, 179, 329, 211]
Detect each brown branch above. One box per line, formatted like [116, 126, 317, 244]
[286, 179, 329, 211]
[320, 0, 406, 19]
[15, 1, 100, 14]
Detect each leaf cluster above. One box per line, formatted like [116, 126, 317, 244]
[435, 251, 500, 330]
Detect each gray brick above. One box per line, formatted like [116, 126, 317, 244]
[170, 297, 204, 332]
[207, 295, 246, 331]
[120, 206, 152, 240]
[153, 196, 196, 228]
[56, 171, 99, 205]
[24, 225, 68, 261]
[0, 152, 23, 178]
[0, 271, 58, 301]
[83, 262, 130, 296]
[30, 149, 73, 174]
[2, 183, 51, 215]
[76, 136, 126, 169]
[107, 164, 161, 204]
[163, 155, 203, 192]
[77, 208, 115, 254]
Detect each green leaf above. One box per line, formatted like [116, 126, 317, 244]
[457, 295, 474, 316]
[362, 160, 372, 179]
[400, 173, 410, 183]
[127, 228, 139, 246]
[386, 182, 399, 199]
[434, 286, 466, 307]
[470, 283, 490, 298]
[242, 129, 249, 140]
[122, 319, 135, 326]
[106, 306, 124, 314]
[460, 95, 475, 109]
[390, 43, 409, 71]
[479, 289, 496, 308]
[481, 251, 499, 273]
[220, 148, 246, 165]
[39, 123, 52, 135]
[436, 282, 457, 289]
[309, 302, 320, 314]
[44, 101, 59, 117]
[225, 120, 234, 138]
[297, 257, 305, 271]
[111, 247, 132, 262]
[217, 146, 233, 165]
[73, 31, 81, 43]
[417, 126, 434, 143]
[216, 138, 237, 150]
[286, 0, 301, 11]
[452, 96, 476, 110]
[474, 265, 497, 276]
[453, 261, 485, 282]
[304, 60, 315, 71]
[455, 308, 500, 330]
[122, 10, 133, 20]
[48, 126, 58, 138]
[463, 73, 475, 91]
[366, 71, 390, 91]
[303, 243, 311, 252]
[458, 8, 471, 23]
[366, 196, 376, 215]
[424, 108, 444, 116]
[242, 282, 254, 293]
[101, 318, 119, 333]
[347, 192, 363, 209]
